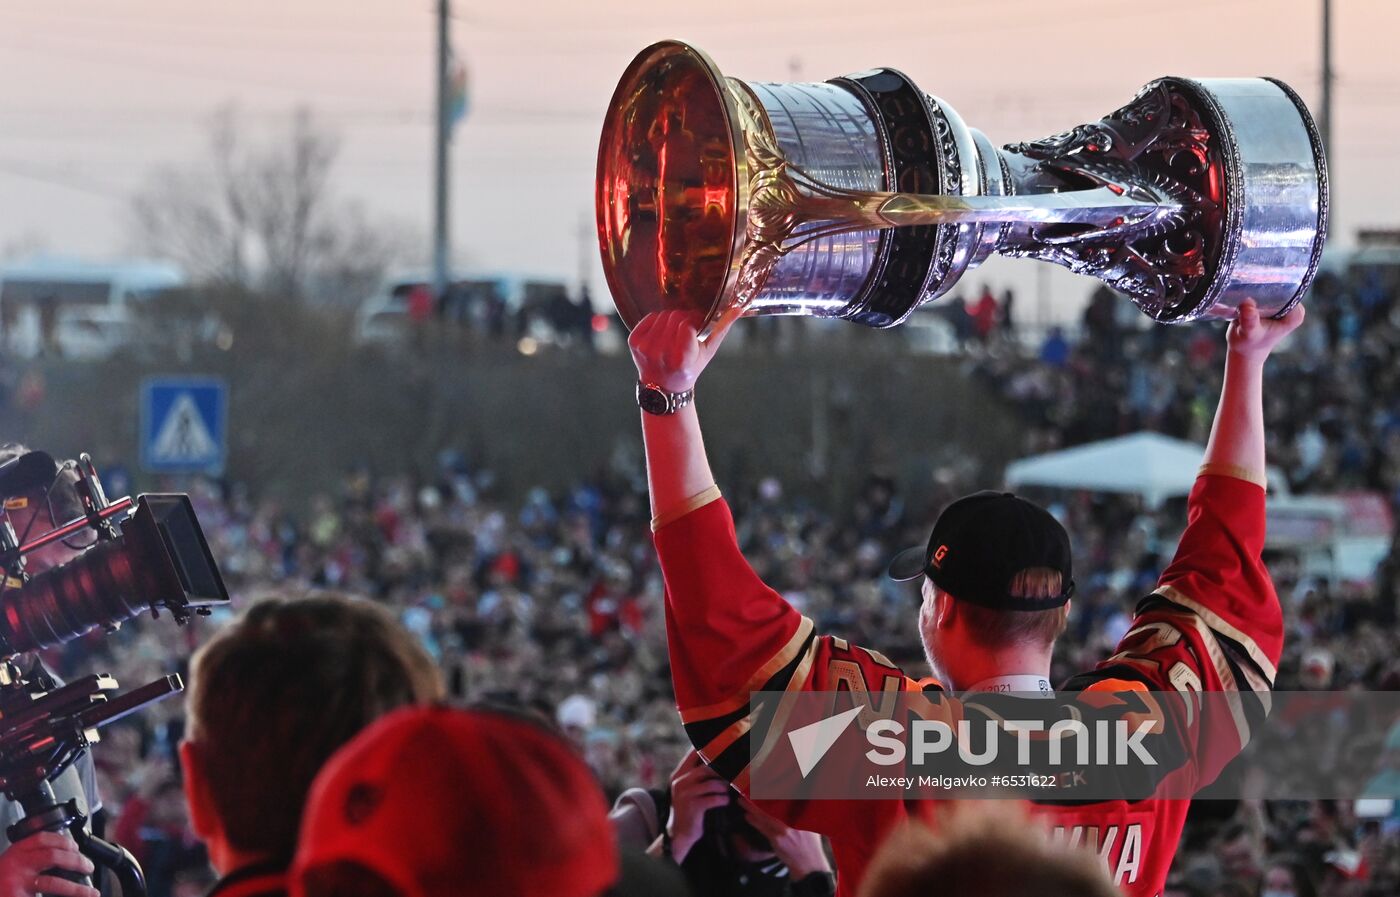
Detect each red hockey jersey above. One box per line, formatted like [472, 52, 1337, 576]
[653, 473, 1281, 897]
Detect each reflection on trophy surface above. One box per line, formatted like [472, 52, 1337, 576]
[596, 41, 1329, 335]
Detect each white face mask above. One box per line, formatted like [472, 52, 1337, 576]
[1261, 890, 1296, 897]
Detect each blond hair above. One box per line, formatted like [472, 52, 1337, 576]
[937, 567, 1070, 649]
[859, 802, 1118, 897]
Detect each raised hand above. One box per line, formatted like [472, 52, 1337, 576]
[628, 310, 735, 394]
[1227, 298, 1305, 363]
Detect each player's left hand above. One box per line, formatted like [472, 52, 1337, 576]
[1227, 298, 1305, 363]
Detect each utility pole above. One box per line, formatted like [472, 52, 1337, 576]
[577, 210, 590, 296]
[432, 0, 451, 303]
[1037, 261, 1049, 336]
[1321, 0, 1333, 191]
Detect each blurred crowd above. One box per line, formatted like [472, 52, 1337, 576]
[972, 264, 1400, 499]
[416, 280, 602, 352]
[25, 259, 1400, 897]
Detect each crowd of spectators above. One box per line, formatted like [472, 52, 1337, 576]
[25, 257, 1400, 897]
[426, 280, 602, 351]
[973, 263, 1400, 501]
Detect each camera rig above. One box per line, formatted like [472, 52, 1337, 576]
[0, 450, 229, 896]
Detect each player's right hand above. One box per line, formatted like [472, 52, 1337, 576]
[1227, 298, 1304, 363]
[628, 310, 734, 394]
[665, 750, 733, 864]
[0, 832, 99, 897]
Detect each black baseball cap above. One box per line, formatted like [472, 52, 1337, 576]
[0, 451, 59, 500]
[887, 491, 1075, 610]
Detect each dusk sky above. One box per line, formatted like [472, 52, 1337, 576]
[1, 0, 1394, 319]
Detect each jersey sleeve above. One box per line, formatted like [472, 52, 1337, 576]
[653, 497, 919, 835]
[1066, 472, 1280, 787]
[653, 496, 813, 757]
[1153, 472, 1282, 685]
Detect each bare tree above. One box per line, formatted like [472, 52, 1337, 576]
[129, 105, 409, 305]
[308, 199, 418, 309]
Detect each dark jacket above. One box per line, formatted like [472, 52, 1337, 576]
[206, 860, 288, 897]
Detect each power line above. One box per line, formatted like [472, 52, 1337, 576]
[0, 106, 431, 124]
[0, 0, 1284, 62]
[451, 0, 1278, 53]
[0, 24, 431, 57]
[0, 9, 428, 39]
[454, 0, 1272, 34]
[0, 160, 127, 199]
[0, 37, 413, 105]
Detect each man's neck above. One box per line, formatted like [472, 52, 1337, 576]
[963, 673, 1054, 695]
[940, 645, 1053, 694]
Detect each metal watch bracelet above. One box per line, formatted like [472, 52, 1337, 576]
[636, 381, 694, 415]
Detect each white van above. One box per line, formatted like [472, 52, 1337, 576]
[0, 256, 184, 360]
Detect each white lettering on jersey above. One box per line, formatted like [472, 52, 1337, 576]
[1115, 823, 1143, 884]
[1051, 823, 1145, 885]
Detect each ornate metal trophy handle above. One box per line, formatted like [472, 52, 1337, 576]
[722, 78, 1188, 330]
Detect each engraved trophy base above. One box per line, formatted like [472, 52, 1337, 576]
[596, 41, 1328, 333]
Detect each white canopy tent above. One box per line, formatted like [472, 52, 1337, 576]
[1005, 432, 1252, 508]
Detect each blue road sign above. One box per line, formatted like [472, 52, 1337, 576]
[140, 377, 227, 474]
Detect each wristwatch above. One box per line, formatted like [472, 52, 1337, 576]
[636, 381, 694, 415]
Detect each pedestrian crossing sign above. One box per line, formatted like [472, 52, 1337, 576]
[140, 377, 227, 474]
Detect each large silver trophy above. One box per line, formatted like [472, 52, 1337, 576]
[596, 41, 1328, 334]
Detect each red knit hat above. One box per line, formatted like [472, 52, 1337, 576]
[290, 705, 618, 897]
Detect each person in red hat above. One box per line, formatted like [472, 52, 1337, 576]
[626, 298, 1301, 897]
[290, 705, 684, 897]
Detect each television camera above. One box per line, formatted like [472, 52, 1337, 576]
[0, 450, 229, 896]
